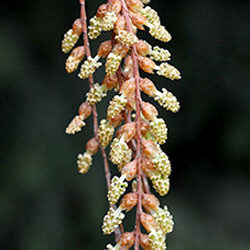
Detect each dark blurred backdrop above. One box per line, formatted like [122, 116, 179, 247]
[0, 0, 249, 249]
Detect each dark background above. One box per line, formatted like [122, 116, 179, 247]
[0, 0, 249, 249]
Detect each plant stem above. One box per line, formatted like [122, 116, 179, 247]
[120, 1, 143, 249]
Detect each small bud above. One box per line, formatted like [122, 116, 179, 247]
[117, 123, 136, 142]
[121, 160, 137, 181]
[114, 15, 126, 34]
[120, 78, 136, 97]
[65, 46, 85, 73]
[120, 193, 138, 211]
[138, 56, 156, 74]
[78, 101, 92, 118]
[120, 232, 135, 248]
[135, 40, 152, 57]
[141, 157, 157, 178]
[142, 193, 160, 213]
[112, 43, 130, 58]
[98, 40, 113, 58]
[108, 113, 124, 128]
[109, 0, 122, 15]
[72, 18, 83, 36]
[96, 4, 108, 18]
[86, 137, 99, 155]
[140, 101, 158, 121]
[140, 212, 159, 233]
[140, 234, 152, 250]
[141, 139, 158, 158]
[126, 0, 144, 13]
[103, 74, 119, 90]
[140, 78, 157, 97]
[130, 12, 148, 30]
[140, 120, 150, 136]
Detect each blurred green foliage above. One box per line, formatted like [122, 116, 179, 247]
[0, 0, 249, 249]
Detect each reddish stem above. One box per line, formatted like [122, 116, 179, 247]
[79, 0, 121, 241]
[120, 1, 143, 249]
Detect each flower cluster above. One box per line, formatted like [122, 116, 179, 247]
[61, 0, 182, 249]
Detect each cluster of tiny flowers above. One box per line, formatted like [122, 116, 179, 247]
[78, 57, 102, 79]
[151, 175, 170, 196]
[108, 175, 128, 205]
[97, 119, 114, 148]
[149, 25, 172, 43]
[150, 46, 171, 62]
[62, 29, 79, 53]
[156, 62, 181, 80]
[102, 207, 125, 235]
[107, 94, 127, 119]
[77, 152, 92, 174]
[115, 30, 138, 47]
[106, 244, 120, 250]
[152, 151, 171, 176]
[150, 117, 168, 144]
[102, 12, 118, 31]
[65, 115, 85, 135]
[141, 0, 151, 4]
[105, 53, 123, 76]
[149, 230, 166, 250]
[86, 83, 107, 105]
[154, 88, 180, 113]
[109, 137, 132, 167]
[153, 206, 174, 235]
[142, 6, 160, 26]
[88, 16, 102, 40]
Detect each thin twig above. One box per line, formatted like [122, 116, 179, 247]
[120, 1, 143, 249]
[79, 0, 121, 241]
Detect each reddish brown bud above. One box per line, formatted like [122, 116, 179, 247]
[108, 113, 123, 127]
[78, 102, 92, 118]
[142, 194, 160, 212]
[109, 0, 122, 14]
[141, 158, 157, 178]
[126, 92, 136, 110]
[140, 101, 158, 121]
[136, 40, 151, 57]
[120, 232, 135, 248]
[120, 192, 138, 211]
[140, 78, 157, 97]
[72, 18, 83, 36]
[140, 234, 152, 250]
[141, 139, 158, 158]
[116, 122, 136, 142]
[121, 160, 137, 181]
[140, 120, 150, 137]
[140, 212, 159, 233]
[120, 78, 135, 97]
[102, 74, 119, 90]
[126, 0, 143, 13]
[113, 43, 130, 58]
[130, 12, 148, 30]
[96, 4, 108, 18]
[138, 56, 156, 74]
[97, 40, 113, 58]
[86, 138, 99, 155]
[114, 15, 126, 34]
[124, 55, 133, 72]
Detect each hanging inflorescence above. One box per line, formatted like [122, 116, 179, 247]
[61, 0, 181, 249]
